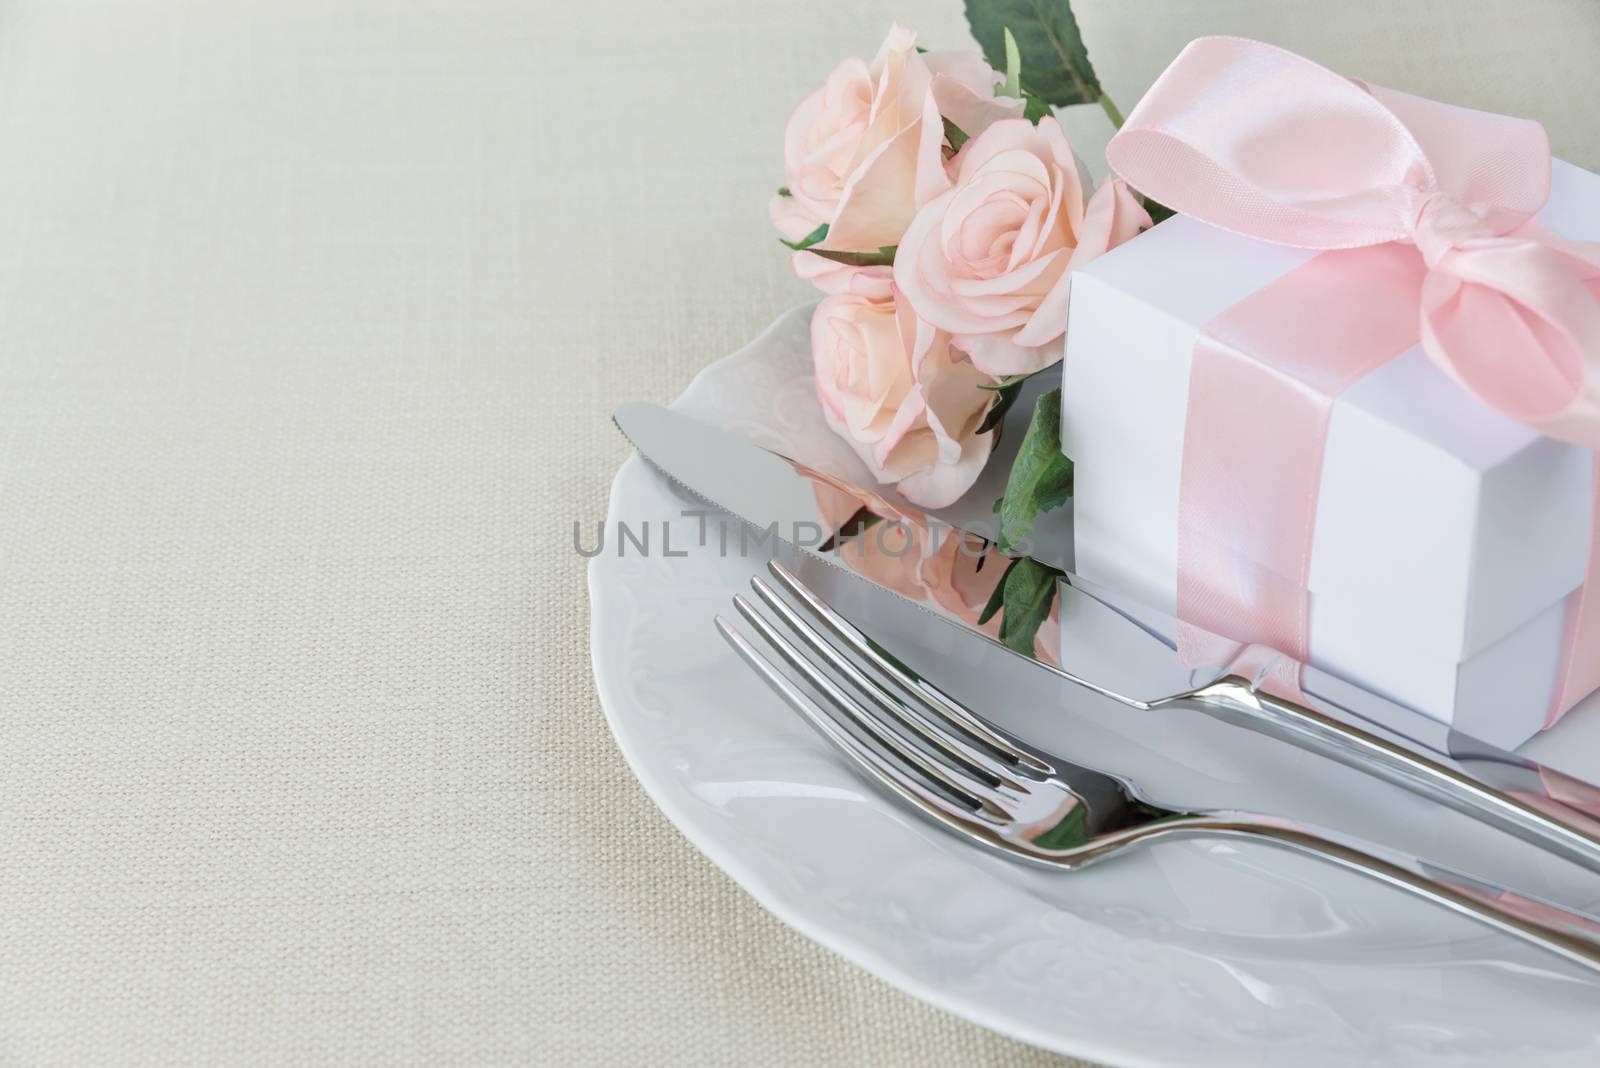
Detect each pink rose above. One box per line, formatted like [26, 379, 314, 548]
[894, 116, 1151, 377]
[770, 24, 1023, 255]
[811, 270, 997, 508]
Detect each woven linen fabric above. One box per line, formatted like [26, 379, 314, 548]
[0, 0, 1595, 1064]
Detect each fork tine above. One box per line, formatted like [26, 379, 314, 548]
[715, 616, 1000, 830]
[748, 575, 1024, 791]
[767, 559, 1050, 773]
[729, 597, 1012, 814]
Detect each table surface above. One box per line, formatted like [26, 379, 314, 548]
[2, 0, 1597, 1064]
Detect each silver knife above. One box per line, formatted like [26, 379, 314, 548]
[613, 400, 1600, 879]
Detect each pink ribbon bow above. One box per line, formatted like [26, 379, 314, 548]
[1106, 35, 1600, 448]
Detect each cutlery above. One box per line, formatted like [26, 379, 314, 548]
[612, 401, 1600, 877]
[719, 560, 1600, 975]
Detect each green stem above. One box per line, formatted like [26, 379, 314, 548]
[1097, 92, 1125, 129]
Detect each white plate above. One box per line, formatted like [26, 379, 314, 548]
[589, 307, 1600, 1067]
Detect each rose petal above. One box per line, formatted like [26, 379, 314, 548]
[1010, 271, 1071, 349]
[896, 426, 993, 507]
[954, 329, 1062, 378]
[825, 117, 934, 251]
[921, 49, 1002, 96]
[771, 194, 826, 244]
[924, 48, 1026, 141]
[1070, 177, 1152, 267]
[792, 254, 894, 297]
[912, 86, 953, 209]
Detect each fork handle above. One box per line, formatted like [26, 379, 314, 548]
[1141, 813, 1600, 974]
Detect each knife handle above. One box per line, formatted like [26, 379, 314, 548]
[1175, 677, 1600, 876]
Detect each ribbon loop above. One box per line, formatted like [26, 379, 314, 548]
[1422, 234, 1600, 446]
[1105, 37, 1436, 249]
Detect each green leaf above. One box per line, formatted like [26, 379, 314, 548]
[976, 376, 1028, 435]
[776, 185, 792, 197]
[941, 117, 969, 153]
[995, 387, 1073, 552]
[802, 245, 896, 268]
[1143, 196, 1176, 224]
[964, 0, 1103, 108]
[994, 555, 1060, 655]
[975, 554, 1062, 657]
[976, 556, 1023, 626]
[779, 223, 828, 251]
[977, 372, 1037, 393]
[1022, 91, 1053, 124]
[1030, 802, 1089, 851]
[978, 368, 1048, 436]
[1001, 26, 1023, 99]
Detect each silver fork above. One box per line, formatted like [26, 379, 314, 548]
[715, 560, 1600, 977]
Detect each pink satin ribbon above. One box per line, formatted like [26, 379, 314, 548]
[1553, 461, 1600, 723]
[1106, 37, 1600, 724]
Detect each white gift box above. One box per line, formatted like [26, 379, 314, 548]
[1061, 159, 1600, 751]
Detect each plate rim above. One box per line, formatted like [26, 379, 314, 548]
[588, 315, 1163, 1065]
[588, 453, 1164, 1068]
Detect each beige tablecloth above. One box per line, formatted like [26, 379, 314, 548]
[1, 1, 1596, 1063]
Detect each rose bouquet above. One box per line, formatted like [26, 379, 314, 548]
[771, 3, 1152, 651]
